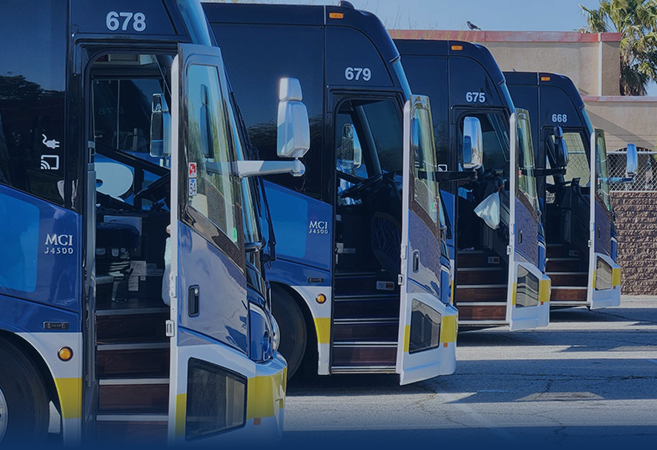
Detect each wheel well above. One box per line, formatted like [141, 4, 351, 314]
[0, 330, 61, 413]
[271, 282, 318, 365]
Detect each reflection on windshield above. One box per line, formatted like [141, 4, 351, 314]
[413, 103, 440, 227]
[596, 133, 613, 212]
[516, 115, 539, 212]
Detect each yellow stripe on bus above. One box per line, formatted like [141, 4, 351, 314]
[539, 277, 551, 303]
[247, 369, 287, 419]
[175, 393, 187, 437]
[54, 377, 81, 419]
[612, 267, 621, 286]
[440, 315, 457, 344]
[511, 282, 518, 306]
[314, 317, 331, 344]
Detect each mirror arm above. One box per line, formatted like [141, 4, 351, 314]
[233, 160, 305, 178]
[245, 238, 266, 253]
[435, 171, 478, 182]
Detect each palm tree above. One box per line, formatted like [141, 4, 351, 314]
[581, 0, 657, 95]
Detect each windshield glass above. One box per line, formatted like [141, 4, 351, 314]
[226, 95, 261, 245]
[595, 132, 613, 212]
[413, 101, 441, 227]
[516, 113, 539, 212]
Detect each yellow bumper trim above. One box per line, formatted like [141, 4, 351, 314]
[539, 277, 551, 303]
[247, 369, 287, 420]
[175, 393, 187, 437]
[612, 267, 621, 287]
[314, 317, 331, 344]
[440, 315, 457, 344]
[54, 378, 82, 419]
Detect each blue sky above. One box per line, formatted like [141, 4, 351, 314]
[264, 0, 604, 31]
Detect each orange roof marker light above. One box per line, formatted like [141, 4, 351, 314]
[451, 45, 463, 51]
[541, 76, 551, 82]
[329, 12, 344, 19]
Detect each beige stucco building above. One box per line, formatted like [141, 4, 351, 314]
[390, 29, 657, 152]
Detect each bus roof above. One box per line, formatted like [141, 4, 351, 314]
[202, 1, 400, 66]
[504, 72, 585, 111]
[395, 39, 506, 88]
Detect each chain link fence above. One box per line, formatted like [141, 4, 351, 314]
[608, 149, 657, 192]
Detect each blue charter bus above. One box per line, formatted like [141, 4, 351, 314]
[204, 1, 458, 382]
[395, 39, 551, 330]
[505, 72, 635, 308]
[0, 0, 309, 444]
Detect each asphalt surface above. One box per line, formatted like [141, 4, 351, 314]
[283, 297, 657, 449]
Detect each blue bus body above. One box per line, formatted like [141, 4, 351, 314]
[0, 0, 286, 444]
[204, 2, 458, 383]
[505, 72, 622, 309]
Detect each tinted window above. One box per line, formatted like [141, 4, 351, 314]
[409, 299, 441, 354]
[0, 0, 67, 205]
[186, 358, 246, 439]
[401, 56, 450, 167]
[212, 24, 325, 200]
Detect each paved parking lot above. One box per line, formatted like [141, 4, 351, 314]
[284, 298, 657, 448]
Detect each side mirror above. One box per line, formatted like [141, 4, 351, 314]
[150, 94, 170, 159]
[553, 126, 569, 167]
[462, 116, 483, 170]
[277, 78, 310, 160]
[339, 123, 362, 171]
[626, 143, 638, 177]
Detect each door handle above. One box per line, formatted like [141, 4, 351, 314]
[412, 250, 420, 273]
[518, 230, 523, 244]
[188, 285, 200, 317]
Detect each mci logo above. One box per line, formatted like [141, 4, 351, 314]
[308, 220, 329, 235]
[44, 234, 75, 255]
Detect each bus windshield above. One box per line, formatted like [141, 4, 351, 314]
[413, 101, 441, 226]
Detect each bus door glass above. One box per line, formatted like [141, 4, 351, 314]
[589, 129, 620, 308]
[508, 110, 550, 330]
[397, 96, 458, 385]
[168, 43, 254, 442]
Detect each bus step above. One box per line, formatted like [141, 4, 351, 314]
[95, 415, 168, 444]
[331, 342, 397, 367]
[334, 271, 399, 296]
[98, 379, 169, 415]
[547, 272, 588, 287]
[457, 251, 501, 268]
[333, 295, 399, 320]
[456, 285, 508, 302]
[545, 257, 581, 273]
[550, 286, 588, 302]
[546, 244, 566, 258]
[97, 311, 168, 343]
[97, 344, 170, 379]
[333, 318, 399, 342]
[457, 267, 506, 285]
[456, 304, 507, 321]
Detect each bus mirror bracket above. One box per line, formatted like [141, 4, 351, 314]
[150, 93, 171, 159]
[462, 116, 483, 170]
[277, 77, 310, 160]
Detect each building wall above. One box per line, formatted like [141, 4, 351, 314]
[583, 96, 657, 151]
[611, 191, 657, 295]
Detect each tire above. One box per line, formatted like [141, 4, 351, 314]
[0, 337, 50, 445]
[271, 286, 307, 380]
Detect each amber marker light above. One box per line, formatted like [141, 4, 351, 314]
[58, 347, 73, 361]
[541, 76, 551, 82]
[329, 12, 344, 19]
[451, 45, 463, 51]
[316, 294, 327, 304]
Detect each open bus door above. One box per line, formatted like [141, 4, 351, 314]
[506, 110, 551, 330]
[167, 43, 283, 443]
[588, 130, 621, 309]
[397, 96, 458, 385]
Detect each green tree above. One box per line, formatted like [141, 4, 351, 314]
[581, 0, 657, 95]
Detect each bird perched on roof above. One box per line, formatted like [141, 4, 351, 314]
[467, 21, 481, 30]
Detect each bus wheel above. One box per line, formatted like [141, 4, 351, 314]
[271, 286, 307, 379]
[0, 338, 49, 444]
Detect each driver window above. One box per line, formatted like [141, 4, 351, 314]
[185, 64, 239, 245]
